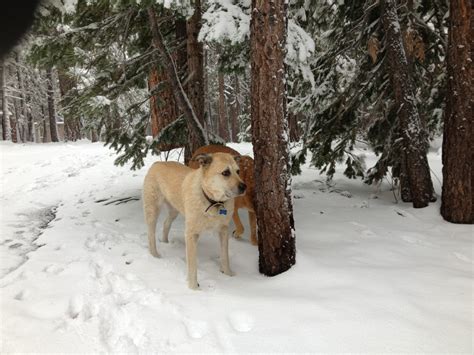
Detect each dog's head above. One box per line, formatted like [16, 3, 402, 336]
[194, 152, 246, 201]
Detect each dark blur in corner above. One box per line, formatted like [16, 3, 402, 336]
[0, 0, 41, 59]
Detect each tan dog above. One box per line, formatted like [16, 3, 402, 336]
[189, 145, 257, 245]
[143, 152, 246, 290]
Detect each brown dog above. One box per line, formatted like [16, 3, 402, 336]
[189, 145, 257, 246]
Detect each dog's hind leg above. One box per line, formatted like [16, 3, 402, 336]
[232, 208, 245, 239]
[143, 182, 163, 258]
[219, 225, 235, 276]
[162, 204, 178, 243]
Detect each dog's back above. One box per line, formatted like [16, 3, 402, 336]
[143, 161, 191, 215]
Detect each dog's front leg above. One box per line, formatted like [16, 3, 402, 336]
[185, 231, 200, 290]
[219, 226, 235, 276]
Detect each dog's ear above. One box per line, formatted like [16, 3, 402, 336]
[233, 155, 242, 164]
[194, 154, 212, 167]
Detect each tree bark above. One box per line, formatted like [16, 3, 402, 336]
[185, 0, 206, 162]
[441, 0, 473, 223]
[382, 0, 434, 208]
[148, 64, 180, 150]
[58, 69, 81, 141]
[14, 52, 27, 142]
[46, 67, 59, 142]
[218, 70, 229, 141]
[147, 7, 207, 162]
[251, 0, 296, 276]
[1, 59, 11, 141]
[288, 112, 300, 142]
[230, 74, 240, 142]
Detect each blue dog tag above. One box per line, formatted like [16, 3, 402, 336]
[219, 208, 227, 215]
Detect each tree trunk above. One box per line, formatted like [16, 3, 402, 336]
[288, 112, 300, 142]
[251, 0, 296, 276]
[148, 64, 180, 150]
[46, 67, 59, 142]
[441, 0, 473, 223]
[1, 59, 11, 141]
[185, 0, 206, 162]
[15, 52, 27, 142]
[147, 7, 207, 162]
[58, 69, 80, 141]
[382, 0, 434, 208]
[41, 103, 51, 143]
[230, 74, 240, 142]
[218, 70, 229, 141]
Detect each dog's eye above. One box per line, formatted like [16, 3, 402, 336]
[222, 169, 231, 177]
[236, 170, 240, 175]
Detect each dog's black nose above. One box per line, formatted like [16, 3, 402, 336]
[238, 182, 247, 193]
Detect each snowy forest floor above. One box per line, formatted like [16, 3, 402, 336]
[0, 141, 472, 353]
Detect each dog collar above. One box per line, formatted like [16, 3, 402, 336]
[202, 189, 227, 215]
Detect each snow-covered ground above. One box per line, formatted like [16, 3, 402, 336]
[0, 141, 472, 353]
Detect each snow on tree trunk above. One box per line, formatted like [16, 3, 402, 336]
[1, 59, 11, 141]
[251, 0, 296, 276]
[441, 0, 473, 224]
[46, 67, 59, 142]
[218, 70, 229, 141]
[382, 0, 434, 208]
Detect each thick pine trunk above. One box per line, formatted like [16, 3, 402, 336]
[218, 70, 229, 141]
[185, 0, 206, 162]
[441, 0, 473, 223]
[148, 64, 180, 149]
[382, 0, 434, 208]
[147, 7, 207, 164]
[1, 59, 11, 141]
[46, 67, 59, 142]
[251, 0, 296, 276]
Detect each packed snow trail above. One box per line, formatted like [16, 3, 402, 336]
[0, 141, 472, 352]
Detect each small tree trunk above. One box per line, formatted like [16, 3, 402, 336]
[441, 0, 473, 223]
[251, 0, 296, 276]
[230, 74, 240, 142]
[1, 59, 11, 141]
[218, 71, 229, 141]
[46, 67, 59, 142]
[382, 0, 434, 208]
[41, 103, 51, 143]
[288, 112, 300, 142]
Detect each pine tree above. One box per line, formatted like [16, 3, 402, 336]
[381, 0, 434, 208]
[441, 0, 473, 223]
[251, 0, 296, 276]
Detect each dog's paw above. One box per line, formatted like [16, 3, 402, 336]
[220, 268, 235, 277]
[150, 250, 161, 258]
[232, 230, 243, 239]
[250, 237, 258, 246]
[188, 282, 200, 290]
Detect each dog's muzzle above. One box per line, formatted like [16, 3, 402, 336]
[238, 182, 247, 195]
